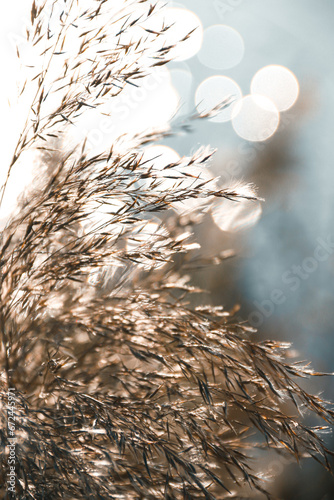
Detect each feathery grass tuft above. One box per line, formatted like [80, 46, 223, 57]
[0, 1, 333, 499]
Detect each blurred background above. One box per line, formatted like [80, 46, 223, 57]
[1, 0, 334, 497]
[165, 2, 334, 498]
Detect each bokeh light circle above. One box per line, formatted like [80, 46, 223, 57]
[232, 94, 280, 142]
[195, 76, 242, 123]
[251, 65, 299, 111]
[162, 8, 203, 61]
[212, 197, 262, 232]
[172, 165, 215, 214]
[139, 146, 215, 215]
[140, 145, 181, 173]
[139, 145, 182, 191]
[197, 25, 244, 70]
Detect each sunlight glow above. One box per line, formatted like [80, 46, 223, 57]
[0, 149, 37, 222]
[69, 68, 179, 153]
[170, 67, 193, 115]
